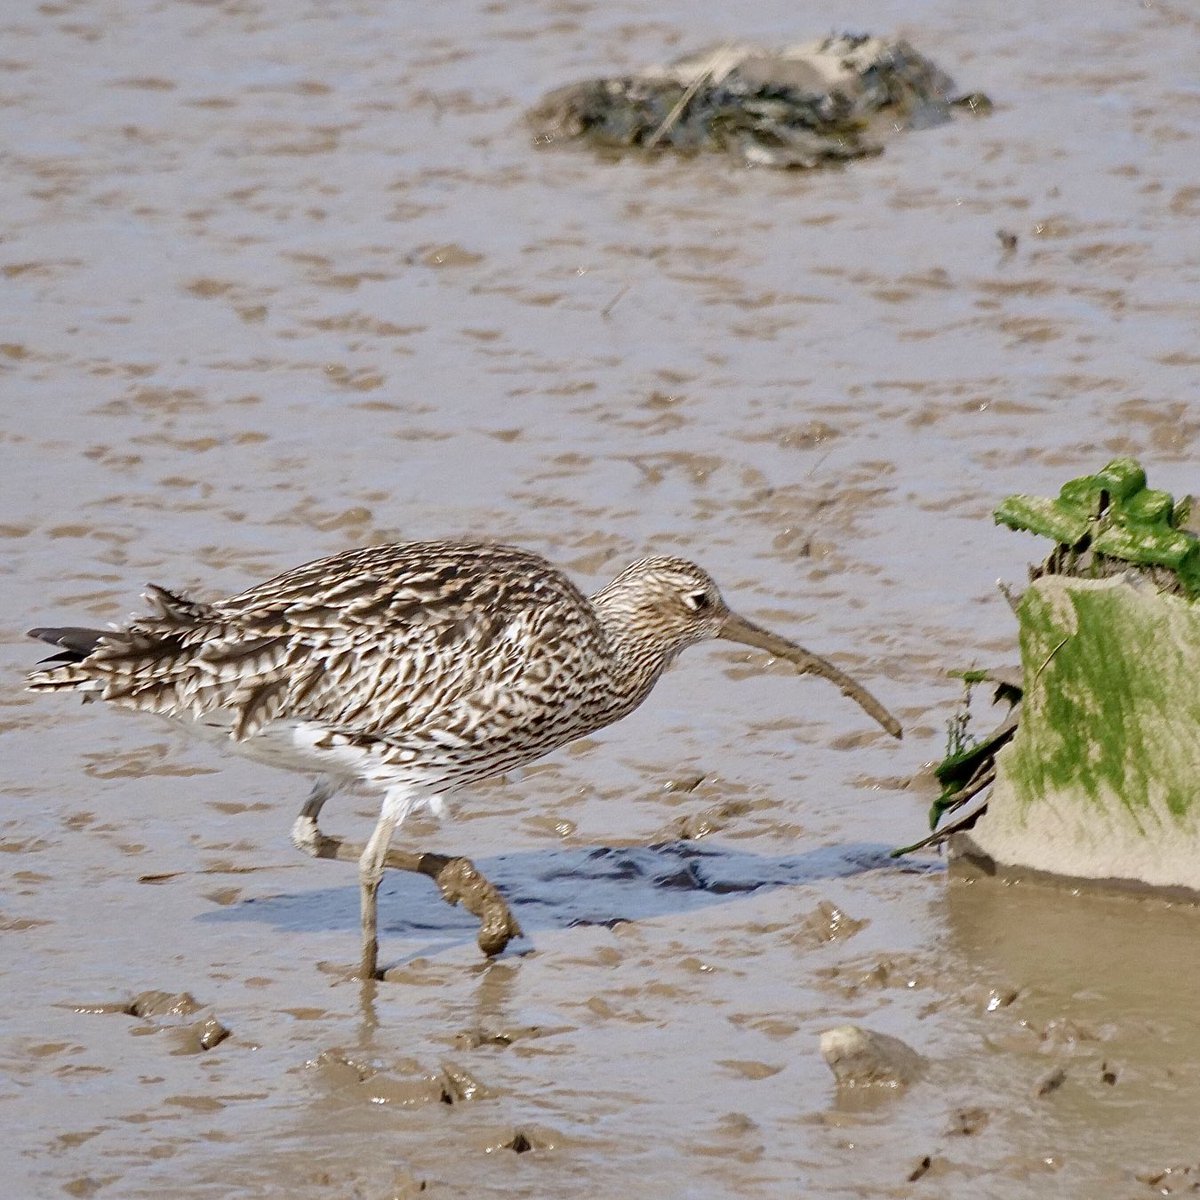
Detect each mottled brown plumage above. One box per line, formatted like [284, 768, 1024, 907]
[28, 539, 900, 977]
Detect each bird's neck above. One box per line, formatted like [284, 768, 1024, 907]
[589, 592, 679, 721]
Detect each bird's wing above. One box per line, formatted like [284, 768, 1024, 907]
[221, 553, 600, 745]
[62, 542, 600, 744]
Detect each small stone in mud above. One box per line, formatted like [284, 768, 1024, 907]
[816, 953, 928, 996]
[1035, 1016, 1104, 1054]
[408, 242, 484, 268]
[386, 1172, 427, 1200]
[819, 1025, 925, 1090]
[308, 1049, 375, 1086]
[309, 1050, 491, 1108]
[794, 899, 868, 947]
[365, 1073, 448, 1108]
[907, 1155, 933, 1182]
[663, 773, 706, 794]
[521, 813, 577, 839]
[946, 1105, 990, 1136]
[718, 1059, 784, 1080]
[474, 1125, 560, 1155]
[714, 1111, 759, 1138]
[452, 1023, 562, 1050]
[997, 228, 1019, 252]
[671, 798, 752, 840]
[1136, 1163, 1200, 1193]
[438, 1061, 492, 1103]
[960, 982, 1021, 1013]
[127, 990, 203, 1019]
[62, 1175, 117, 1198]
[168, 1015, 232, 1055]
[194, 1016, 231, 1051]
[1034, 1065, 1067, 1097]
[77, 990, 234, 1054]
[673, 809, 724, 839]
[687, 1111, 766, 1163]
[1100, 1060, 1118, 1086]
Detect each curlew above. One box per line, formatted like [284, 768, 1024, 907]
[27, 540, 901, 978]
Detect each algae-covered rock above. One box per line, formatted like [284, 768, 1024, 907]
[933, 459, 1200, 894]
[962, 574, 1200, 889]
[529, 35, 990, 169]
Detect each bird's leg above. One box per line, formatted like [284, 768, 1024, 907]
[291, 778, 423, 874]
[290, 781, 524, 964]
[358, 804, 404, 981]
[290, 777, 341, 858]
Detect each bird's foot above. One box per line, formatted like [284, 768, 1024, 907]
[291, 818, 523, 961]
[426, 856, 524, 957]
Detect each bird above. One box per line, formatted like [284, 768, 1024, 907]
[27, 539, 901, 979]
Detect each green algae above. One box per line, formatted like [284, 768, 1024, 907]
[995, 457, 1200, 597]
[920, 669, 1021, 837]
[931, 717, 1014, 830]
[1003, 580, 1200, 825]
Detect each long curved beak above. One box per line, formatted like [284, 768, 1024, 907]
[718, 611, 902, 739]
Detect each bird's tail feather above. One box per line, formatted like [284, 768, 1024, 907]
[26, 626, 109, 690]
[28, 625, 107, 657]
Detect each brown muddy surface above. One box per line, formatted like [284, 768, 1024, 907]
[2, 1, 1199, 1196]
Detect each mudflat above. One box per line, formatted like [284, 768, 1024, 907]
[2, 0, 1199, 1195]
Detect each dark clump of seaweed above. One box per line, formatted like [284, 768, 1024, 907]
[529, 34, 990, 170]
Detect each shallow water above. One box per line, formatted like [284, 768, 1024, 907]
[3, 0, 1199, 1195]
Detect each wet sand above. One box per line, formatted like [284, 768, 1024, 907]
[2, 0, 1199, 1195]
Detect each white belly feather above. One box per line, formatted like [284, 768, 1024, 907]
[178, 710, 448, 816]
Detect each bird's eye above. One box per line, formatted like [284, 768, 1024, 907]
[683, 591, 711, 612]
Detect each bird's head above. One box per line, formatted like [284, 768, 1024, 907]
[592, 555, 902, 738]
[592, 556, 729, 654]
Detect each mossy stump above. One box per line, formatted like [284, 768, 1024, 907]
[957, 575, 1200, 891]
[950, 459, 1200, 894]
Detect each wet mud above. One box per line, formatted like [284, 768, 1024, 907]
[3, 0, 1200, 1196]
